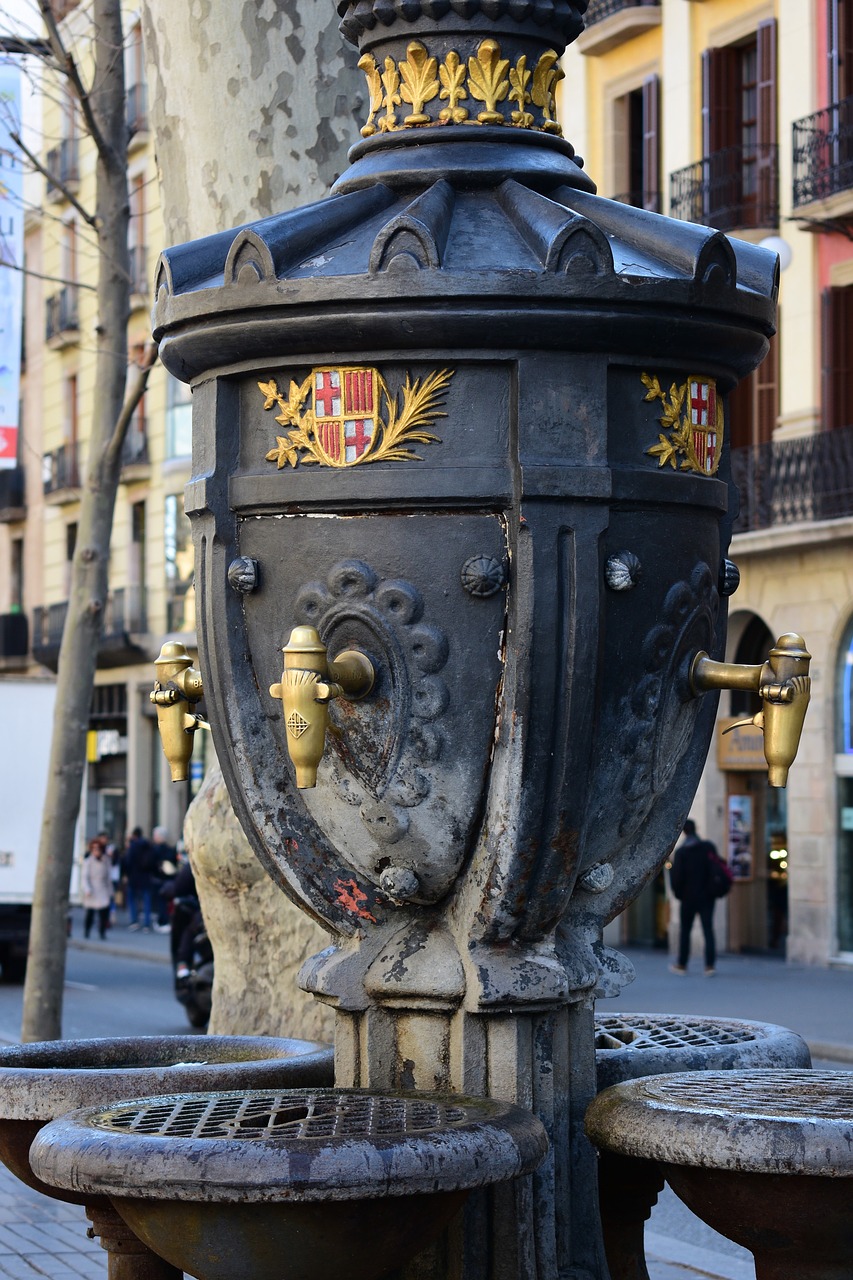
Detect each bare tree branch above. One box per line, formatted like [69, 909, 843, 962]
[35, 0, 111, 162]
[0, 256, 97, 290]
[9, 128, 97, 227]
[103, 341, 158, 466]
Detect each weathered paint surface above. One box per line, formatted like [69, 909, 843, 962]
[140, 0, 363, 243]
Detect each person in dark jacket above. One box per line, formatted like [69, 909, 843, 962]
[669, 819, 718, 976]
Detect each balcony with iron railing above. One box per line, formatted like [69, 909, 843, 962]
[129, 243, 149, 299]
[126, 81, 148, 142]
[45, 286, 79, 346]
[577, 0, 661, 55]
[610, 191, 662, 214]
[121, 416, 149, 474]
[731, 425, 853, 535]
[0, 465, 25, 520]
[45, 137, 79, 200]
[0, 612, 28, 667]
[32, 586, 148, 671]
[792, 96, 853, 214]
[43, 442, 81, 499]
[670, 144, 779, 232]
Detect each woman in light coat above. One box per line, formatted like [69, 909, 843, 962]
[82, 838, 113, 940]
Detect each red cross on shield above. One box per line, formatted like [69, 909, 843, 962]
[312, 367, 379, 466]
[689, 377, 719, 475]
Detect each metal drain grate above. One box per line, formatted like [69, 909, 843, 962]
[640, 1070, 853, 1119]
[594, 1014, 760, 1053]
[93, 1091, 473, 1142]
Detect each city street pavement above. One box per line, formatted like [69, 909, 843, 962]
[0, 933, 851, 1278]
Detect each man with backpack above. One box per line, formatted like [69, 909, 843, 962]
[668, 819, 732, 976]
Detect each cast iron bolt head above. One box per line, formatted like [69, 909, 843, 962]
[380, 865, 421, 903]
[228, 557, 259, 594]
[461, 555, 507, 598]
[604, 552, 642, 592]
[578, 862, 614, 894]
[719, 558, 740, 597]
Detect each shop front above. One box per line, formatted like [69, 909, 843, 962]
[718, 718, 788, 955]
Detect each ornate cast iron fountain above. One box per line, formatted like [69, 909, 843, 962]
[143, 1, 810, 1275]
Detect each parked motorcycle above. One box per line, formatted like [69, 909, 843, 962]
[172, 894, 213, 1030]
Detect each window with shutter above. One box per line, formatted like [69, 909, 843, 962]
[696, 27, 777, 230]
[642, 74, 660, 212]
[823, 285, 853, 431]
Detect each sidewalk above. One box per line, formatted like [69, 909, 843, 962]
[0, 943, 850, 1278]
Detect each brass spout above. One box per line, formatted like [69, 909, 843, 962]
[690, 633, 811, 787]
[150, 641, 208, 782]
[270, 625, 375, 789]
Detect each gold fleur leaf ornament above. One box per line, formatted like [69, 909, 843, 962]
[531, 50, 564, 135]
[438, 51, 468, 123]
[642, 372, 722, 476]
[468, 38, 510, 125]
[380, 57, 403, 132]
[261, 367, 455, 470]
[508, 56, 534, 129]
[358, 53, 384, 137]
[399, 41, 440, 126]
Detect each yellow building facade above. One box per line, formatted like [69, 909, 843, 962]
[0, 1, 201, 853]
[564, 0, 853, 965]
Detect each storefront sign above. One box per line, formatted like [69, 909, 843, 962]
[717, 717, 767, 771]
[728, 794, 753, 881]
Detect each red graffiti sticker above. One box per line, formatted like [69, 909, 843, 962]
[334, 877, 377, 923]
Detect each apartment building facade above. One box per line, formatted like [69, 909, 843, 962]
[564, 0, 853, 965]
[0, 2, 203, 853]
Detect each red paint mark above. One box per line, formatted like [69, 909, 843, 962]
[334, 877, 377, 923]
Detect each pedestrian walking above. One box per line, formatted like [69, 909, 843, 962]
[82, 838, 113, 940]
[668, 819, 728, 976]
[123, 827, 154, 931]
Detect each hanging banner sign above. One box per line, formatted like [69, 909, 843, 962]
[0, 63, 22, 470]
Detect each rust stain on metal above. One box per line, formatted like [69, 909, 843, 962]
[334, 877, 377, 923]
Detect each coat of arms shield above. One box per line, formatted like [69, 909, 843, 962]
[689, 377, 720, 475]
[313, 367, 378, 466]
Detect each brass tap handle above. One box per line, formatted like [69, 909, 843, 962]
[150, 641, 207, 783]
[270, 625, 375, 789]
[690, 633, 811, 787]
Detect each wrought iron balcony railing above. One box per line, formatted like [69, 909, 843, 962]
[45, 137, 79, 197]
[610, 190, 662, 214]
[103, 586, 147, 638]
[45, 286, 79, 342]
[121, 417, 149, 469]
[43, 441, 81, 495]
[731, 425, 853, 534]
[129, 243, 149, 296]
[584, 0, 658, 25]
[792, 96, 853, 208]
[0, 612, 27, 660]
[33, 587, 148, 671]
[127, 81, 148, 139]
[0, 465, 25, 517]
[670, 144, 779, 232]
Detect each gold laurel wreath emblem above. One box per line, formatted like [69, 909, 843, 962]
[261, 367, 454, 470]
[642, 372, 723, 477]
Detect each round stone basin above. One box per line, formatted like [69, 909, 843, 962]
[30, 1087, 549, 1280]
[0, 1035, 333, 1203]
[586, 1069, 853, 1280]
[593, 1012, 811, 1089]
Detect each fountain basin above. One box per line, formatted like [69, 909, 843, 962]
[0, 1034, 333, 1202]
[31, 1086, 549, 1280]
[586, 1069, 853, 1280]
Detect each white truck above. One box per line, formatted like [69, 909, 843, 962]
[0, 678, 58, 980]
